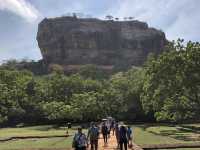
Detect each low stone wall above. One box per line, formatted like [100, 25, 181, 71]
[141, 143, 200, 149]
[0, 134, 71, 142]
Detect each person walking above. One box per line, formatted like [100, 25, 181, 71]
[119, 124, 128, 150]
[127, 126, 133, 148]
[111, 120, 115, 135]
[87, 122, 99, 150]
[115, 123, 120, 148]
[106, 121, 111, 138]
[72, 127, 88, 150]
[101, 122, 108, 144]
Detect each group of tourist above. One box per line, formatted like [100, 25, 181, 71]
[72, 118, 133, 150]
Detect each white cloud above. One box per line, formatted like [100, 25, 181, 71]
[0, 0, 40, 22]
[105, 0, 200, 42]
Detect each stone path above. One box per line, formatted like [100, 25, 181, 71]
[97, 134, 143, 150]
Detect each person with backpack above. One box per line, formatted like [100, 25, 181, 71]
[87, 122, 99, 150]
[119, 124, 128, 150]
[101, 122, 108, 144]
[127, 126, 133, 148]
[72, 127, 88, 150]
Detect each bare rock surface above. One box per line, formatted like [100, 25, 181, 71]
[37, 16, 167, 68]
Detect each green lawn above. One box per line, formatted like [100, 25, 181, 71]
[133, 123, 200, 145]
[0, 125, 82, 150]
[0, 125, 69, 138]
[0, 137, 72, 150]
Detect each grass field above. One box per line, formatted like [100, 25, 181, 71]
[0, 123, 200, 150]
[133, 124, 200, 145]
[0, 125, 81, 150]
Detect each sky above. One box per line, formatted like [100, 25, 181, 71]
[0, 0, 200, 62]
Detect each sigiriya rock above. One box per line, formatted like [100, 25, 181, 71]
[37, 16, 167, 70]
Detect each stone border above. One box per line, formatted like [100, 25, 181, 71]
[141, 143, 200, 149]
[0, 135, 71, 142]
[132, 143, 144, 150]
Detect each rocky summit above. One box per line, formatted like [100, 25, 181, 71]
[37, 16, 167, 70]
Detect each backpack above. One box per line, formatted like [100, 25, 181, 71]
[73, 133, 82, 148]
[127, 128, 132, 136]
[89, 127, 99, 140]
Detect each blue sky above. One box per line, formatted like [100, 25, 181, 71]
[0, 0, 200, 62]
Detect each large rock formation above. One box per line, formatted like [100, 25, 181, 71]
[37, 16, 167, 69]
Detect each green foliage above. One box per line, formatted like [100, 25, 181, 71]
[48, 64, 64, 74]
[70, 92, 101, 121]
[42, 101, 72, 120]
[0, 40, 199, 125]
[141, 40, 200, 122]
[78, 64, 108, 80]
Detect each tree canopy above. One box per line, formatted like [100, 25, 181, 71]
[0, 40, 199, 125]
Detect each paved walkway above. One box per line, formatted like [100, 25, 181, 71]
[97, 134, 143, 150]
[98, 134, 118, 150]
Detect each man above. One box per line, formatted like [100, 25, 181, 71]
[119, 124, 128, 150]
[101, 122, 108, 144]
[72, 127, 88, 150]
[87, 122, 99, 150]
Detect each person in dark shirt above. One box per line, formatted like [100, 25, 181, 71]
[119, 125, 128, 150]
[101, 122, 108, 144]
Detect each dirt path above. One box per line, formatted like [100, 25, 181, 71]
[97, 133, 143, 150]
[98, 134, 118, 150]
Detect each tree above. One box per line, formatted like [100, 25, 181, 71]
[48, 64, 64, 74]
[141, 40, 200, 122]
[42, 101, 72, 121]
[72, 12, 77, 18]
[128, 17, 134, 20]
[78, 64, 108, 80]
[70, 92, 101, 121]
[105, 15, 113, 20]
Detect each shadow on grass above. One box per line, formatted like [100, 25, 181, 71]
[179, 125, 200, 134]
[134, 123, 175, 131]
[26, 125, 65, 131]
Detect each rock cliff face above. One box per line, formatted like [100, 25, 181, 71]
[37, 16, 167, 68]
